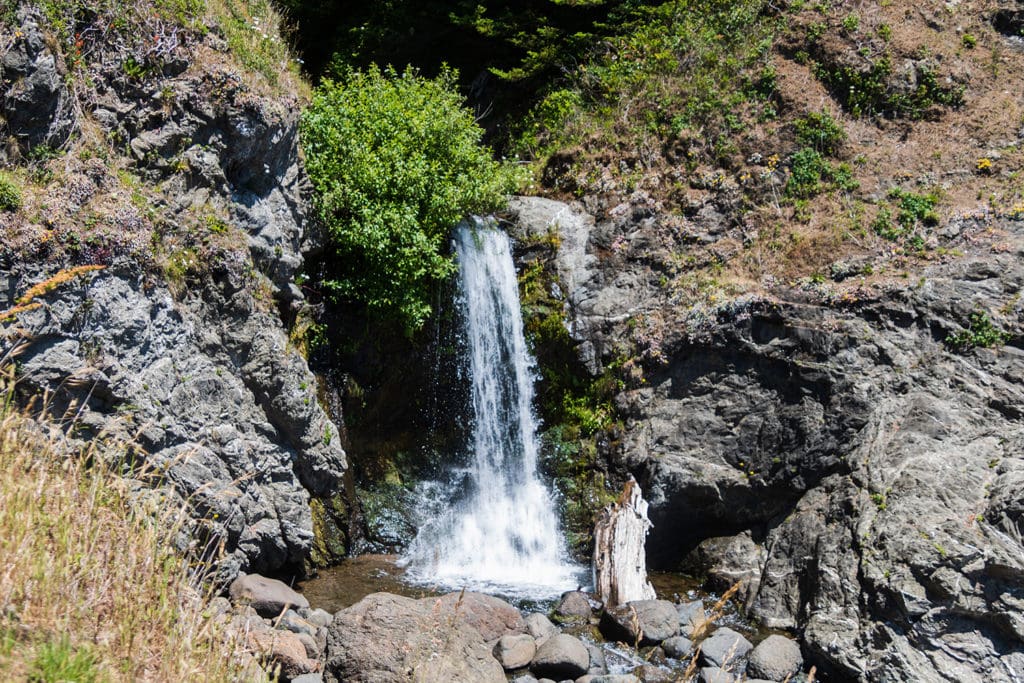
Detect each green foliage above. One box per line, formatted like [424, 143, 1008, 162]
[516, 89, 583, 156]
[871, 206, 898, 240]
[508, 0, 779, 161]
[871, 189, 939, 241]
[786, 148, 828, 199]
[0, 174, 22, 212]
[29, 636, 98, 683]
[301, 65, 522, 334]
[794, 110, 846, 155]
[890, 188, 940, 230]
[815, 56, 964, 119]
[962, 33, 977, 49]
[215, 0, 300, 87]
[945, 311, 1010, 352]
[519, 254, 620, 556]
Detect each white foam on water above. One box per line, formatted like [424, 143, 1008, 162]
[401, 220, 584, 600]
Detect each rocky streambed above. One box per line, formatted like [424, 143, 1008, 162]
[230, 565, 813, 683]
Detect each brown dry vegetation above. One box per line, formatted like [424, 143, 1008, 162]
[0, 367, 266, 681]
[532, 0, 1024, 304]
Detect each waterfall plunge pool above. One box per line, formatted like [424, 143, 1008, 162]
[298, 554, 705, 615]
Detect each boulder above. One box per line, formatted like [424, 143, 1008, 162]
[632, 663, 675, 682]
[495, 634, 537, 670]
[661, 635, 693, 659]
[275, 610, 317, 637]
[245, 629, 320, 679]
[325, 592, 504, 683]
[525, 612, 559, 645]
[302, 607, 334, 628]
[746, 634, 803, 681]
[676, 600, 706, 638]
[599, 599, 679, 646]
[699, 628, 753, 669]
[698, 667, 735, 683]
[586, 641, 608, 675]
[229, 574, 309, 617]
[289, 675, 323, 683]
[578, 676, 641, 683]
[554, 590, 594, 621]
[530, 633, 590, 680]
[295, 631, 320, 659]
[426, 591, 526, 641]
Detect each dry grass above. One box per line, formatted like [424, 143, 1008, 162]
[0, 369, 266, 681]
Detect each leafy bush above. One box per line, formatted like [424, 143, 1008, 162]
[0, 174, 21, 212]
[794, 110, 846, 156]
[300, 65, 522, 333]
[786, 148, 829, 199]
[872, 189, 939, 241]
[946, 311, 1010, 352]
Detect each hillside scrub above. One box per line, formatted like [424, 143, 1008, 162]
[0, 372, 264, 681]
[300, 65, 523, 334]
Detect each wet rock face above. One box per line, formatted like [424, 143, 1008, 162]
[509, 197, 1024, 682]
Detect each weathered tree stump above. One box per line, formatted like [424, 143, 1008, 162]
[592, 476, 656, 608]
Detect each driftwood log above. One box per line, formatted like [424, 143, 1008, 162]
[592, 476, 656, 608]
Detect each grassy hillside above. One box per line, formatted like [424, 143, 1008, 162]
[0, 368, 264, 681]
[518, 0, 1023, 287]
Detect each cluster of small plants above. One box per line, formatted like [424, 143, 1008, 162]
[784, 111, 856, 201]
[945, 311, 1011, 352]
[0, 174, 21, 212]
[872, 188, 940, 244]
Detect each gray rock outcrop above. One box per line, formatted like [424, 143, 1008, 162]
[0, 7, 346, 579]
[509, 196, 1024, 682]
[0, 8, 77, 160]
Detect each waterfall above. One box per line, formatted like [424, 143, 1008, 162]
[401, 219, 582, 598]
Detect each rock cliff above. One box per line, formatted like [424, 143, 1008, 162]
[0, 4, 345, 578]
[510, 195, 1024, 681]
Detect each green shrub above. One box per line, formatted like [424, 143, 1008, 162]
[794, 110, 846, 156]
[786, 148, 828, 199]
[815, 57, 964, 119]
[946, 311, 1010, 352]
[0, 175, 21, 212]
[301, 65, 522, 334]
[890, 187, 940, 230]
[872, 189, 939, 241]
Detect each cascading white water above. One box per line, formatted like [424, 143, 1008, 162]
[401, 219, 582, 598]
